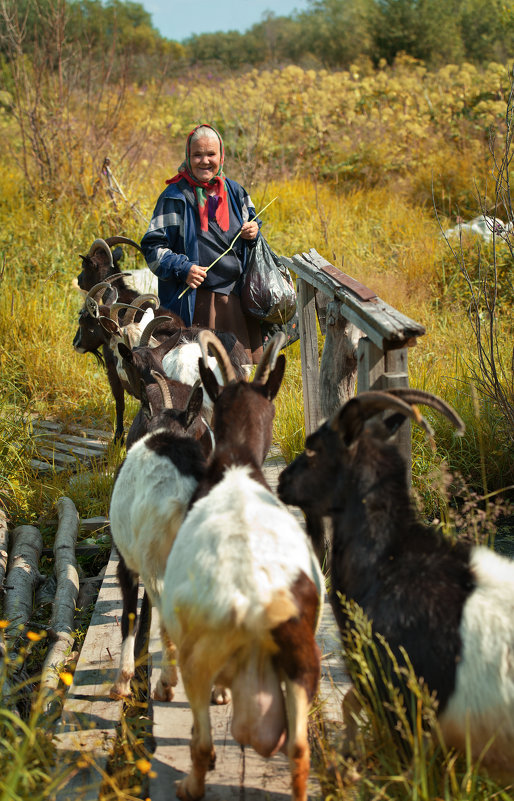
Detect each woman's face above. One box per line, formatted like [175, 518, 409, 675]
[190, 136, 221, 182]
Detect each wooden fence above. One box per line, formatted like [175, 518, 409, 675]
[280, 249, 426, 476]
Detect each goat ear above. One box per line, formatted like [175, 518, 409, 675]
[100, 316, 120, 335]
[331, 398, 364, 445]
[198, 358, 221, 404]
[383, 412, 407, 437]
[118, 342, 133, 363]
[185, 383, 204, 429]
[140, 380, 153, 420]
[263, 354, 286, 401]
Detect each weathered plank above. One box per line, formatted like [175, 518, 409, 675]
[54, 546, 124, 801]
[283, 250, 425, 350]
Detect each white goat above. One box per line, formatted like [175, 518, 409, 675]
[160, 331, 324, 801]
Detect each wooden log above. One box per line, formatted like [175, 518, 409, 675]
[319, 301, 361, 419]
[297, 277, 322, 435]
[40, 498, 80, 699]
[4, 525, 43, 627]
[0, 509, 8, 591]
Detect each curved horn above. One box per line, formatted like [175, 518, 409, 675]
[104, 236, 143, 253]
[150, 370, 173, 409]
[111, 295, 159, 326]
[331, 391, 434, 438]
[87, 238, 114, 268]
[139, 315, 180, 348]
[198, 330, 236, 385]
[386, 388, 465, 435]
[253, 331, 287, 384]
[109, 302, 140, 326]
[103, 271, 133, 284]
[85, 281, 118, 305]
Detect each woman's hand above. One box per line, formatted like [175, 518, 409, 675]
[186, 264, 207, 288]
[240, 220, 259, 240]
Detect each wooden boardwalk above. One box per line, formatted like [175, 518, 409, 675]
[54, 446, 350, 800]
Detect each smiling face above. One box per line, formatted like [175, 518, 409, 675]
[189, 136, 221, 183]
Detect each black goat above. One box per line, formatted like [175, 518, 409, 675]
[278, 389, 514, 781]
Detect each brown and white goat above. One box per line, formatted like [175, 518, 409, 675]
[160, 331, 324, 801]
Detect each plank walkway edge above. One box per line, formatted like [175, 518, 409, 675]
[53, 447, 351, 801]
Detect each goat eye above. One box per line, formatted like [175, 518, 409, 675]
[305, 448, 317, 459]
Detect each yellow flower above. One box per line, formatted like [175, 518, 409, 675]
[27, 630, 46, 642]
[0, 620, 9, 629]
[59, 671, 74, 686]
[135, 758, 152, 774]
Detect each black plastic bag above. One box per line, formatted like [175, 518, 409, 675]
[241, 236, 297, 325]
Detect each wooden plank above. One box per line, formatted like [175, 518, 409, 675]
[285, 251, 425, 350]
[35, 439, 106, 460]
[33, 431, 109, 451]
[54, 547, 124, 801]
[297, 277, 322, 436]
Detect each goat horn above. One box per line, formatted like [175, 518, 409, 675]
[110, 302, 140, 326]
[104, 236, 143, 253]
[332, 391, 435, 438]
[87, 238, 114, 268]
[103, 271, 133, 283]
[112, 295, 159, 325]
[139, 315, 179, 347]
[150, 370, 173, 409]
[253, 331, 287, 384]
[386, 388, 465, 435]
[85, 281, 118, 305]
[198, 330, 236, 385]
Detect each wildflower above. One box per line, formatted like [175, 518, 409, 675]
[0, 620, 8, 629]
[135, 758, 152, 774]
[59, 671, 74, 686]
[27, 630, 46, 642]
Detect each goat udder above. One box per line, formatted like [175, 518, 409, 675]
[230, 653, 287, 758]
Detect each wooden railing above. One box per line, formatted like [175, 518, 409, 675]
[280, 249, 426, 475]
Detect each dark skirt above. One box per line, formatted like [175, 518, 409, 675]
[193, 289, 263, 365]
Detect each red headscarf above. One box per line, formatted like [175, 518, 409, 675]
[166, 123, 229, 232]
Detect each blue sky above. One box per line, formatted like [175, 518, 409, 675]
[139, 0, 311, 42]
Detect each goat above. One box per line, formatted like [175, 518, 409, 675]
[109, 371, 209, 701]
[77, 236, 158, 296]
[159, 330, 324, 801]
[73, 281, 182, 441]
[278, 389, 514, 781]
[115, 315, 249, 423]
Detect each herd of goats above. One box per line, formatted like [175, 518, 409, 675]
[71, 237, 514, 799]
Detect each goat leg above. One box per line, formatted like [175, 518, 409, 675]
[110, 556, 139, 698]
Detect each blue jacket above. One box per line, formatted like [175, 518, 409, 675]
[140, 177, 259, 325]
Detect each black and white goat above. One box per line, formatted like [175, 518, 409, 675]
[159, 331, 324, 801]
[109, 371, 208, 701]
[278, 389, 514, 780]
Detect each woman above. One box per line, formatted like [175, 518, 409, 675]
[140, 123, 263, 364]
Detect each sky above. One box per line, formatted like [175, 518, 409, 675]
[139, 0, 312, 42]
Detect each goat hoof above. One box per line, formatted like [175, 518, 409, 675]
[154, 679, 174, 702]
[211, 685, 230, 705]
[175, 778, 203, 801]
[109, 684, 132, 700]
